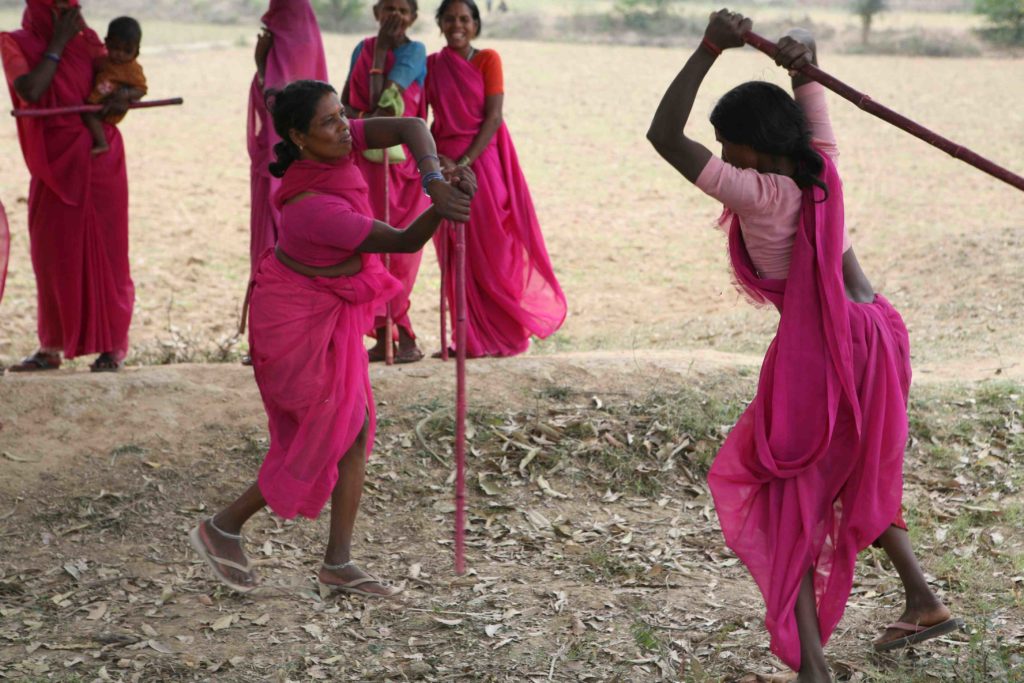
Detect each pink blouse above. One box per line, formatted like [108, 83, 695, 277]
[696, 83, 850, 280]
[276, 120, 375, 267]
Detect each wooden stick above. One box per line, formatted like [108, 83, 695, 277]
[11, 97, 184, 117]
[741, 31, 1024, 192]
[383, 153, 394, 366]
[454, 221, 468, 575]
[439, 224, 449, 362]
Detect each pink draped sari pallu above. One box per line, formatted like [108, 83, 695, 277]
[426, 47, 566, 357]
[708, 154, 911, 671]
[2, 0, 133, 360]
[350, 37, 431, 339]
[248, 253, 401, 519]
[246, 0, 328, 273]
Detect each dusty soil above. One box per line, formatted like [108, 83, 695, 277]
[1, 354, 1022, 682]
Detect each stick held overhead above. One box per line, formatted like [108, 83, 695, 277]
[742, 31, 1024, 193]
[11, 97, 185, 118]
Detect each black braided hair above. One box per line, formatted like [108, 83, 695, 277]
[710, 80, 828, 198]
[436, 0, 482, 37]
[266, 80, 337, 178]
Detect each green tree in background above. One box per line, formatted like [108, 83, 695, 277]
[975, 0, 1024, 43]
[851, 0, 887, 45]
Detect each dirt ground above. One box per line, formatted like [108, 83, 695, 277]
[1, 10, 1023, 683]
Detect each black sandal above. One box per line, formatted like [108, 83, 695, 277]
[7, 351, 61, 373]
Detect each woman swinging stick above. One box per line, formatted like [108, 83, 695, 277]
[647, 9, 960, 681]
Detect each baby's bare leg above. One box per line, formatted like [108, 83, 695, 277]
[82, 112, 109, 154]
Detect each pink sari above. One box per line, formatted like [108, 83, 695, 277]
[349, 37, 431, 340]
[246, 0, 328, 273]
[248, 157, 401, 520]
[708, 154, 911, 670]
[426, 47, 566, 357]
[2, 0, 133, 360]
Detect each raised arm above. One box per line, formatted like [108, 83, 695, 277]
[646, 9, 751, 183]
[12, 6, 83, 103]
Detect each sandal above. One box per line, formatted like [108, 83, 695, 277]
[7, 351, 61, 373]
[395, 345, 424, 364]
[188, 520, 258, 593]
[873, 618, 964, 652]
[319, 561, 403, 599]
[367, 344, 394, 363]
[90, 352, 123, 373]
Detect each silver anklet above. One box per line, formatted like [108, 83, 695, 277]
[322, 560, 354, 571]
[208, 518, 242, 540]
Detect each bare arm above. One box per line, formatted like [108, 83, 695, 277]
[13, 7, 83, 103]
[455, 93, 503, 167]
[357, 166, 478, 254]
[647, 10, 751, 182]
[841, 248, 875, 303]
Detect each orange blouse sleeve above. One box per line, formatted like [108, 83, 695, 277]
[471, 48, 504, 97]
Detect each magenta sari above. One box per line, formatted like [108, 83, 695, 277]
[426, 47, 566, 357]
[2, 0, 133, 360]
[248, 156, 401, 520]
[246, 0, 328, 273]
[708, 154, 911, 671]
[349, 37, 431, 339]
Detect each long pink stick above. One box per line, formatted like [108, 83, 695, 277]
[439, 224, 449, 362]
[11, 97, 184, 117]
[454, 221, 468, 575]
[742, 31, 1024, 193]
[383, 154, 394, 366]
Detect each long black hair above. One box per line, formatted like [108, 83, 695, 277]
[267, 80, 336, 178]
[710, 81, 827, 197]
[436, 0, 482, 37]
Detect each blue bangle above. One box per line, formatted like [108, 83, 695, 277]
[44, 52, 61, 63]
[416, 153, 439, 170]
[421, 170, 444, 195]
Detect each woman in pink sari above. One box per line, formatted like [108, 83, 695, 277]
[190, 80, 475, 595]
[342, 0, 431, 363]
[426, 0, 566, 358]
[2, 0, 134, 372]
[647, 11, 959, 681]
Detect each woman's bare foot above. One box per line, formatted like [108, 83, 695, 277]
[318, 562, 402, 597]
[795, 668, 832, 683]
[395, 333, 423, 364]
[193, 518, 257, 590]
[874, 601, 952, 647]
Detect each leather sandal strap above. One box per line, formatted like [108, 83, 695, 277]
[888, 621, 926, 633]
[207, 553, 253, 574]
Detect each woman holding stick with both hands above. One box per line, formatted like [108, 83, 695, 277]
[647, 10, 959, 681]
[190, 80, 475, 597]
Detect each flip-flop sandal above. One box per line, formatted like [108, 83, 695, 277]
[873, 618, 964, 652]
[90, 355, 123, 373]
[8, 352, 61, 372]
[394, 347, 424, 364]
[367, 345, 393, 363]
[188, 523, 258, 594]
[319, 562, 403, 599]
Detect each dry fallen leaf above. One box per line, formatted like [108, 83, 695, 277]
[210, 615, 234, 632]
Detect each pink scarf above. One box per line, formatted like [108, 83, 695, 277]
[3, 0, 133, 360]
[426, 47, 567, 356]
[246, 0, 328, 271]
[274, 157, 371, 215]
[349, 36, 431, 339]
[709, 154, 910, 670]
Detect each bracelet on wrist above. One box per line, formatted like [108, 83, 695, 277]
[369, 67, 385, 76]
[44, 52, 61, 64]
[456, 155, 471, 167]
[700, 37, 722, 57]
[421, 170, 445, 195]
[416, 153, 440, 171]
